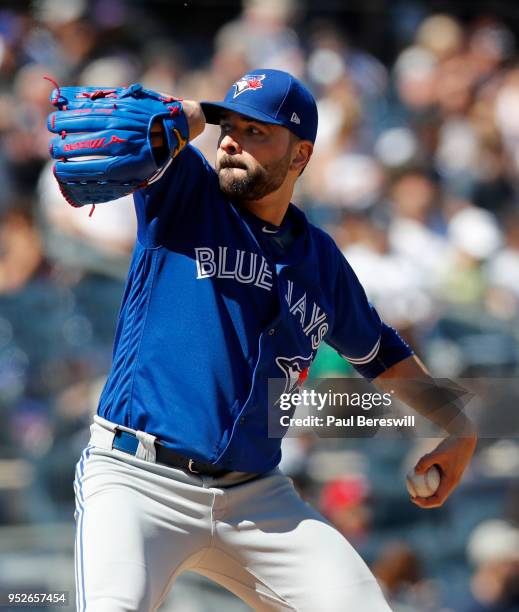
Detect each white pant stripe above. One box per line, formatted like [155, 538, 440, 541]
[74, 446, 92, 611]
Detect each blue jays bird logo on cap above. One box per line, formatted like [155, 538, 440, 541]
[233, 74, 266, 98]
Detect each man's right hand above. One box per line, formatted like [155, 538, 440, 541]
[151, 100, 205, 161]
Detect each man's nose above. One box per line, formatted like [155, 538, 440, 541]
[220, 134, 242, 155]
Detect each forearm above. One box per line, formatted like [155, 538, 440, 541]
[181, 100, 206, 141]
[373, 355, 476, 437]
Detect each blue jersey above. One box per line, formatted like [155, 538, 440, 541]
[97, 140, 410, 473]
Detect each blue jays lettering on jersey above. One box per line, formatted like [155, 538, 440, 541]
[97, 134, 411, 473]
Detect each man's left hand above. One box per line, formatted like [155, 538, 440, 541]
[410, 432, 477, 509]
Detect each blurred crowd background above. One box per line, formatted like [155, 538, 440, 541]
[0, 0, 519, 610]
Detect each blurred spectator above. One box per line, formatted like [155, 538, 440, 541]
[306, 20, 388, 100]
[341, 210, 434, 331]
[416, 14, 464, 62]
[373, 542, 440, 612]
[319, 476, 372, 548]
[394, 45, 438, 114]
[78, 55, 139, 88]
[33, 0, 97, 79]
[301, 74, 383, 218]
[215, 0, 304, 77]
[462, 520, 519, 611]
[468, 18, 515, 82]
[140, 39, 186, 94]
[2, 63, 54, 196]
[37, 161, 136, 279]
[0, 205, 45, 294]
[440, 206, 502, 306]
[485, 211, 519, 319]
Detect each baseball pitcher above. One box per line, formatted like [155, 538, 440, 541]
[47, 69, 477, 611]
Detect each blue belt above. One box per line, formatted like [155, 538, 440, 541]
[112, 429, 230, 476]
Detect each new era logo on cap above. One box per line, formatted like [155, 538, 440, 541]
[233, 74, 266, 98]
[290, 112, 300, 124]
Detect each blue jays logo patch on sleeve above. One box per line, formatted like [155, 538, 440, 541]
[233, 75, 266, 98]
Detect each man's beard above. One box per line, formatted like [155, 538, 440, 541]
[217, 148, 291, 202]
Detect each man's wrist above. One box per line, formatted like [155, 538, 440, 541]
[443, 412, 477, 438]
[182, 100, 206, 141]
[379, 373, 478, 438]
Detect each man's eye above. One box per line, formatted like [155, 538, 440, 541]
[249, 126, 261, 135]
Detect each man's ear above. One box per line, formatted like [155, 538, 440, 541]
[290, 140, 313, 175]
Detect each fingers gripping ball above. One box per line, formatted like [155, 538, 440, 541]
[47, 83, 189, 207]
[406, 465, 441, 498]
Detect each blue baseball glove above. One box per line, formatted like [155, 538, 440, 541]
[47, 83, 189, 207]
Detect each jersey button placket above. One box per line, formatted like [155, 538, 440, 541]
[268, 328, 276, 336]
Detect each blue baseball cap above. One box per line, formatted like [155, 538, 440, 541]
[201, 69, 318, 143]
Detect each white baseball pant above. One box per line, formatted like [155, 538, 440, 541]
[73, 416, 392, 611]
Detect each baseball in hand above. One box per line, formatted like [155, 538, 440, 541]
[406, 465, 441, 498]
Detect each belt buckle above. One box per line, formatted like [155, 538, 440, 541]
[187, 458, 199, 474]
